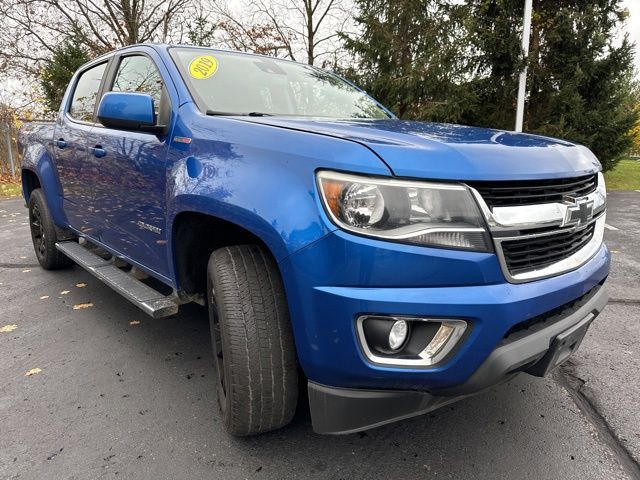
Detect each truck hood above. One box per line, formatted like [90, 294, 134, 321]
[238, 117, 601, 181]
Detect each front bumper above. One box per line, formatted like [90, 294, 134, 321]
[308, 284, 607, 434]
[278, 228, 610, 433]
[280, 230, 610, 388]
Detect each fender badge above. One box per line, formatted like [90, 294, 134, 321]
[136, 221, 162, 235]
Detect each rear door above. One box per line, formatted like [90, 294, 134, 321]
[54, 61, 109, 232]
[85, 50, 174, 278]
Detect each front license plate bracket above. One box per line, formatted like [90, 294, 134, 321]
[525, 312, 596, 377]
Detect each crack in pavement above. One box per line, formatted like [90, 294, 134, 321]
[555, 370, 640, 480]
[0, 262, 40, 268]
[609, 298, 640, 305]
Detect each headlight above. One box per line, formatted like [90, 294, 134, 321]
[317, 171, 492, 252]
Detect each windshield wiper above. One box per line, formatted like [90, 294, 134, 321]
[206, 110, 242, 116]
[206, 110, 274, 117]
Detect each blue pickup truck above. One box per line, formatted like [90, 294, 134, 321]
[18, 43, 609, 436]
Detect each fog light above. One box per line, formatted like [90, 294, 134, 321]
[357, 315, 468, 367]
[424, 323, 462, 360]
[388, 319, 408, 350]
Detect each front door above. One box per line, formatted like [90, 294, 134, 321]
[86, 52, 172, 278]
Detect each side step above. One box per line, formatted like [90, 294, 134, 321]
[56, 241, 179, 319]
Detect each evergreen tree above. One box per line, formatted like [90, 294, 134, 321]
[463, 0, 638, 171]
[40, 41, 90, 114]
[341, 0, 468, 121]
[458, 0, 524, 128]
[524, 1, 637, 171]
[344, 0, 638, 171]
[186, 14, 218, 47]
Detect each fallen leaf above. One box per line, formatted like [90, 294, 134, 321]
[40, 295, 49, 300]
[76, 283, 87, 288]
[22, 269, 31, 273]
[60, 290, 70, 295]
[25, 368, 42, 376]
[129, 320, 140, 325]
[0, 324, 17, 333]
[20, 256, 26, 259]
[611, 250, 620, 254]
[73, 303, 93, 310]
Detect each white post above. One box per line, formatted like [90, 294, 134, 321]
[515, 0, 533, 132]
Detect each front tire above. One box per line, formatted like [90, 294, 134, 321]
[207, 245, 298, 436]
[28, 189, 73, 270]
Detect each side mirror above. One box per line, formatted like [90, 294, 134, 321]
[97, 92, 160, 132]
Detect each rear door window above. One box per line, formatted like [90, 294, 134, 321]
[69, 62, 108, 122]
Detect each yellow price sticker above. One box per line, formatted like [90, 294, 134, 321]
[189, 55, 218, 79]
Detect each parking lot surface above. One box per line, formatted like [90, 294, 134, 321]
[1, 192, 638, 480]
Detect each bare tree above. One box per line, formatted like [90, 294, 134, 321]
[0, 0, 354, 115]
[0, 0, 192, 74]
[212, 0, 351, 66]
[0, 0, 196, 114]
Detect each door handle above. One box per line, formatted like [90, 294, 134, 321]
[90, 146, 106, 158]
[56, 139, 66, 149]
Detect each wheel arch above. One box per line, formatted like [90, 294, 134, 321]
[169, 203, 284, 295]
[21, 148, 67, 227]
[21, 168, 40, 201]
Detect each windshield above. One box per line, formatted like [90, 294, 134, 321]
[170, 47, 391, 119]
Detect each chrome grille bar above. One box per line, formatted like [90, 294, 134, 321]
[466, 172, 607, 283]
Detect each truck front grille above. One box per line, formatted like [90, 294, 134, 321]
[500, 222, 596, 276]
[468, 174, 598, 208]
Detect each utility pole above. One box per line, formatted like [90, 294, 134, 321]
[515, 0, 533, 132]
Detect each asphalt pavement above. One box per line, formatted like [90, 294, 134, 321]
[560, 190, 640, 472]
[0, 192, 638, 480]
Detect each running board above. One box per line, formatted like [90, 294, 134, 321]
[56, 241, 179, 319]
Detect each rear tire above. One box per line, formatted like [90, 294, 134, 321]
[207, 245, 298, 436]
[28, 189, 73, 270]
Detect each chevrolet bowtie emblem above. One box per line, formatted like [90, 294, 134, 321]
[562, 198, 594, 227]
